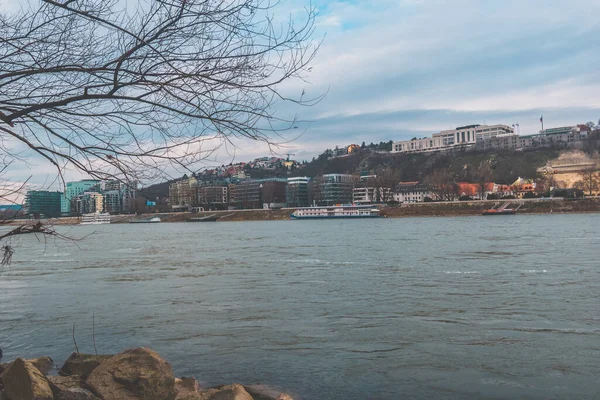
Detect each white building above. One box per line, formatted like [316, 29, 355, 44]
[393, 182, 435, 203]
[352, 187, 392, 203]
[392, 124, 514, 154]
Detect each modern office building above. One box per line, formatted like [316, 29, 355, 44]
[311, 174, 355, 206]
[62, 179, 100, 214]
[286, 177, 310, 208]
[25, 190, 62, 218]
[196, 185, 229, 209]
[229, 180, 261, 209]
[258, 178, 288, 209]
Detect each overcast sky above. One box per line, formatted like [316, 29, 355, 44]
[2, 0, 600, 192]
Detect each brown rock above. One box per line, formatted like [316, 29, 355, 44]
[1, 357, 54, 376]
[48, 375, 83, 395]
[56, 388, 99, 400]
[59, 353, 113, 380]
[197, 384, 254, 400]
[175, 377, 201, 399]
[244, 384, 293, 400]
[85, 347, 175, 400]
[2, 358, 53, 400]
[29, 357, 55, 376]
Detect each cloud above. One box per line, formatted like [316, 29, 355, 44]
[3, 0, 600, 189]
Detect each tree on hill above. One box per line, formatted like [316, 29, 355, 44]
[424, 168, 456, 201]
[574, 169, 600, 196]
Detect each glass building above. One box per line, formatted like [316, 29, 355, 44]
[25, 190, 62, 218]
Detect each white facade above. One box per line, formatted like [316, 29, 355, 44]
[352, 187, 391, 203]
[393, 183, 434, 203]
[392, 124, 514, 154]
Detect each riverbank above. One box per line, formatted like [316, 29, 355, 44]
[118, 198, 600, 222]
[2, 198, 599, 226]
[0, 348, 294, 400]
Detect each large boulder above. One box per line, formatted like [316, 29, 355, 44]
[59, 354, 112, 380]
[195, 384, 254, 400]
[1, 358, 53, 400]
[1, 357, 54, 377]
[85, 347, 175, 400]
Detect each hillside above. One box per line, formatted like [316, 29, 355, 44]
[292, 148, 560, 184]
[141, 147, 563, 202]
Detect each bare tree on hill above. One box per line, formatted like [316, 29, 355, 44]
[0, 0, 320, 259]
[424, 168, 456, 201]
[575, 169, 600, 196]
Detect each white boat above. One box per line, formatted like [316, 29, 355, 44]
[80, 212, 111, 225]
[290, 204, 381, 219]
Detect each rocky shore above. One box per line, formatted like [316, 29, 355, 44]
[0, 348, 294, 400]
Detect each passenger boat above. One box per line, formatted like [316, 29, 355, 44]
[129, 217, 161, 223]
[290, 204, 381, 219]
[80, 212, 111, 225]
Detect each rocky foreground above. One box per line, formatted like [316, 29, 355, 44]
[0, 348, 293, 400]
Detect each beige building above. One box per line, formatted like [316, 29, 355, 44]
[169, 176, 198, 211]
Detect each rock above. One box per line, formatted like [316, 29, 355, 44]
[196, 384, 254, 400]
[56, 388, 99, 400]
[48, 375, 83, 395]
[175, 377, 201, 399]
[244, 384, 293, 400]
[59, 353, 113, 380]
[85, 347, 175, 400]
[29, 357, 55, 376]
[1, 357, 54, 376]
[2, 358, 53, 400]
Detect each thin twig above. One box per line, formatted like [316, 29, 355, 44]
[92, 310, 98, 358]
[72, 323, 80, 356]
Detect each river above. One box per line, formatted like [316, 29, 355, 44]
[1, 214, 599, 399]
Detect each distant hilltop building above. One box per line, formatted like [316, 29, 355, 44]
[392, 124, 593, 154]
[392, 124, 514, 154]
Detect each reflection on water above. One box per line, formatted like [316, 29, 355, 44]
[1, 214, 599, 399]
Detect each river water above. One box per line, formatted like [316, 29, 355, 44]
[1, 214, 599, 399]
